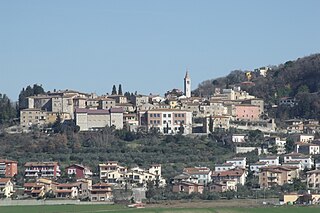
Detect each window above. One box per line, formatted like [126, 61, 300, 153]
[182, 114, 185, 117]
[150, 114, 153, 117]
[157, 114, 160, 117]
[168, 114, 171, 118]
[163, 114, 166, 118]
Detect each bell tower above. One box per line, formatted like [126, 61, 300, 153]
[184, 69, 191, 98]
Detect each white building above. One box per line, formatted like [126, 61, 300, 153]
[183, 167, 212, 185]
[75, 108, 123, 131]
[269, 137, 286, 154]
[214, 163, 235, 172]
[226, 157, 247, 169]
[295, 143, 320, 155]
[284, 153, 314, 169]
[140, 109, 192, 135]
[249, 161, 269, 175]
[232, 134, 246, 143]
[259, 156, 280, 166]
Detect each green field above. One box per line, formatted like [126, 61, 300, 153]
[1, 205, 320, 213]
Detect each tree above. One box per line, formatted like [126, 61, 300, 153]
[112, 85, 117, 95]
[146, 180, 156, 202]
[178, 123, 185, 135]
[208, 115, 214, 133]
[118, 84, 123, 95]
[285, 138, 295, 153]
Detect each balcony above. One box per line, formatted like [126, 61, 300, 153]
[25, 169, 40, 172]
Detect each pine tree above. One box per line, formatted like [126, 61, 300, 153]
[118, 84, 123, 95]
[111, 85, 117, 95]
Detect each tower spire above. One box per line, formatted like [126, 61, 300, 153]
[184, 68, 191, 98]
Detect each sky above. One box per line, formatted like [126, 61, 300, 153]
[1, 0, 320, 100]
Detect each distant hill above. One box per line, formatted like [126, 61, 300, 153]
[193, 54, 320, 120]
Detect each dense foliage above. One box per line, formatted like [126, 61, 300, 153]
[194, 54, 320, 120]
[0, 128, 232, 179]
[0, 93, 17, 125]
[18, 84, 45, 110]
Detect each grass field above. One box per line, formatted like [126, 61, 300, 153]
[1, 204, 320, 213]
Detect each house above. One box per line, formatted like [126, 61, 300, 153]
[280, 193, 320, 205]
[214, 163, 235, 172]
[259, 156, 280, 166]
[284, 153, 314, 169]
[209, 180, 237, 192]
[24, 178, 58, 198]
[172, 182, 204, 194]
[65, 164, 92, 179]
[290, 134, 314, 143]
[54, 183, 79, 199]
[183, 167, 212, 185]
[279, 97, 296, 107]
[0, 159, 18, 177]
[90, 183, 112, 201]
[259, 166, 299, 188]
[76, 179, 92, 199]
[172, 173, 198, 184]
[281, 161, 304, 171]
[250, 161, 269, 175]
[24, 162, 61, 179]
[0, 178, 13, 198]
[232, 134, 246, 143]
[307, 170, 320, 190]
[75, 108, 123, 131]
[211, 168, 247, 185]
[294, 143, 320, 155]
[226, 157, 247, 169]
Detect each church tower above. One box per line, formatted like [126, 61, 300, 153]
[184, 69, 191, 98]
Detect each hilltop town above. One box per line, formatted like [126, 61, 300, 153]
[1, 64, 320, 205]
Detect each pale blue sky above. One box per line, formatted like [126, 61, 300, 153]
[1, 0, 320, 100]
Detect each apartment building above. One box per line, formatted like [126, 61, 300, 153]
[24, 162, 61, 178]
[235, 104, 260, 121]
[75, 108, 123, 131]
[90, 183, 113, 201]
[99, 161, 127, 182]
[140, 109, 192, 135]
[307, 170, 320, 190]
[295, 143, 320, 155]
[268, 137, 286, 154]
[54, 183, 79, 199]
[0, 159, 18, 177]
[259, 166, 299, 188]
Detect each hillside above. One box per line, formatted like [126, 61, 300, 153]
[194, 54, 320, 120]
